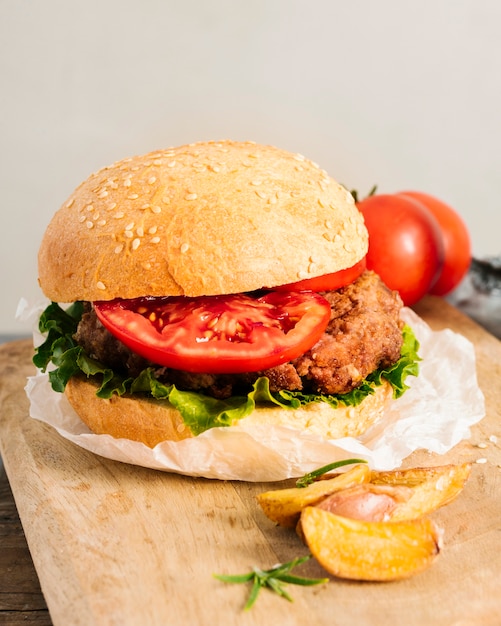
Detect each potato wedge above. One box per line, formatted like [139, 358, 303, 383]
[257, 463, 371, 528]
[371, 463, 472, 521]
[301, 506, 442, 581]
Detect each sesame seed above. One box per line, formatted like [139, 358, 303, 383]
[78, 215, 86, 223]
[489, 435, 498, 444]
[290, 190, 301, 197]
[325, 220, 333, 229]
[124, 178, 132, 187]
[98, 190, 108, 198]
[128, 193, 139, 200]
[114, 244, 124, 254]
[294, 153, 305, 162]
[136, 226, 144, 237]
[98, 219, 107, 226]
[185, 193, 198, 200]
[180, 243, 190, 253]
[148, 226, 158, 234]
[132, 238, 141, 250]
[113, 211, 125, 219]
[124, 231, 133, 238]
[297, 270, 309, 279]
[86, 221, 94, 229]
[151, 206, 162, 214]
[250, 180, 262, 186]
[125, 222, 135, 230]
[167, 161, 176, 168]
[96, 281, 106, 290]
[143, 262, 152, 270]
[318, 199, 325, 208]
[153, 159, 163, 166]
[150, 236, 161, 244]
[476, 442, 488, 449]
[108, 202, 117, 210]
[210, 165, 221, 173]
[86, 204, 94, 212]
[476, 458, 488, 464]
[148, 176, 157, 184]
[255, 190, 267, 199]
[66, 198, 75, 208]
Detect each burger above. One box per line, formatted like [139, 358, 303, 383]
[34, 140, 419, 448]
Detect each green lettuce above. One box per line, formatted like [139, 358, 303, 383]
[33, 302, 420, 436]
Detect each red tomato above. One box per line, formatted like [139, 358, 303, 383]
[357, 194, 444, 306]
[273, 258, 367, 292]
[398, 191, 471, 296]
[94, 291, 331, 374]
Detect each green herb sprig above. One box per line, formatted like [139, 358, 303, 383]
[295, 458, 368, 488]
[214, 555, 328, 610]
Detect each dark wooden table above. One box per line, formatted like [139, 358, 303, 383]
[0, 335, 48, 624]
[0, 462, 51, 625]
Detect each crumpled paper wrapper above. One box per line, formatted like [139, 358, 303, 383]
[22, 301, 485, 481]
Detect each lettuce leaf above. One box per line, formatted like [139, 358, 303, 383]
[33, 302, 420, 436]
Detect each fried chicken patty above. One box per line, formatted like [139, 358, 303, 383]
[74, 271, 403, 399]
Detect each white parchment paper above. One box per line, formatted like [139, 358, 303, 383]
[21, 300, 485, 481]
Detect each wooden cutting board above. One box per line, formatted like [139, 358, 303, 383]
[1, 296, 500, 626]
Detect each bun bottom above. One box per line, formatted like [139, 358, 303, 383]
[64, 376, 393, 448]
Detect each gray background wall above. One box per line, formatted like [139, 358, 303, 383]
[2, 0, 500, 334]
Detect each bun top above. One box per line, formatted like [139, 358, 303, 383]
[38, 140, 368, 302]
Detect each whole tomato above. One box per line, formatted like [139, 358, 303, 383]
[398, 191, 471, 296]
[357, 194, 444, 306]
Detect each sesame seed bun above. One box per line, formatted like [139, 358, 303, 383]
[37, 140, 368, 302]
[64, 375, 393, 447]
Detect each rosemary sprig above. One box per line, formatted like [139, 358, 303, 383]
[295, 458, 368, 488]
[214, 555, 328, 610]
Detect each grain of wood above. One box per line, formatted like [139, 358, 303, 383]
[0, 465, 52, 625]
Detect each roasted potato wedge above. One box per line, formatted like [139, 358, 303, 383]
[257, 463, 371, 528]
[371, 463, 472, 521]
[301, 506, 442, 581]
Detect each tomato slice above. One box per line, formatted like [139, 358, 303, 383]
[272, 258, 366, 292]
[93, 291, 331, 374]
